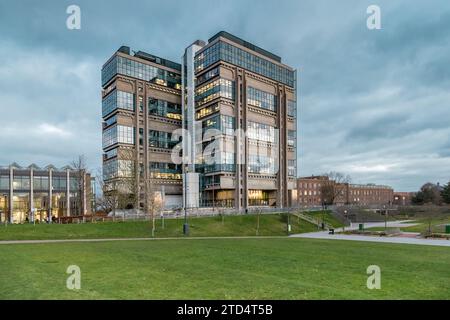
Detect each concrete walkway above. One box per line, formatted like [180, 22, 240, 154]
[291, 220, 450, 247]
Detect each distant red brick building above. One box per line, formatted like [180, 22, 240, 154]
[393, 192, 416, 206]
[297, 176, 394, 207]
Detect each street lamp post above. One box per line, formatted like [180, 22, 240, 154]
[183, 170, 189, 235]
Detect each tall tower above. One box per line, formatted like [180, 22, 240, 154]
[191, 32, 297, 210]
[101, 46, 184, 211]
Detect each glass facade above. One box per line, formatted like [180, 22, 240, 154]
[149, 162, 182, 180]
[33, 176, 49, 190]
[13, 176, 30, 190]
[247, 87, 277, 112]
[195, 78, 234, 107]
[104, 114, 117, 127]
[103, 159, 134, 180]
[102, 90, 135, 117]
[196, 66, 219, 85]
[247, 121, 276, 143]
[288, 130, 296, 148]
[287, 99, 297, 118]
[102, 125, 135, 149]
[194, 41, 296, 88]
[196, 103, 220, 120]
[0, 175, 9, 189]
[288, 159, 297, 177]
[102, 55, 181, 89]
[202, 114, 235, 136]
[148, 98, 182, 120]
[149, 130, 181, 149]
[248, 154, 276, 175]
[0, 169, 85, 223]
[104, 148, 118, 160]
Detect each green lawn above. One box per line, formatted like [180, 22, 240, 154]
[0, 238, 449, 299]
[0, 213, 318, 241]
[401, 217, 450, 233]
[302, 210, 345, 228]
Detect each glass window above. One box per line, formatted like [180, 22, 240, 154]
[102, 90, 134, 117]
[0, 175, 9, 190]
[288, 130, 296, 147]
[149, 130, 181, 149]
[247, 87, 277, 112]
[148, 98, 182, 120]
[13, 176, 30, 190]
[101, 55, 182, 89]
[103, 125, 135, 149]
[247, 121, 276, 143]
[248, 154, 276, 174]
[194, 41, 296, 88]
[287, 100, 297, 118]
[195, 78, 234, 107]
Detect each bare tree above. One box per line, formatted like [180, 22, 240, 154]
[95, 167, 115, 215]
[115, 148, 139, 211]
[144, 168, 163, 237]
[71, 155, 88, 215]
[320, 172, 351, 206]
[98, 149, 139, 218]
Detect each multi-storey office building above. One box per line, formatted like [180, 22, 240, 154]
[0, 163, 92, 223]
[347, 184, 393, 206]
[102, 31, 298, 211]
[183, 32, 297, 210]
[297, 176, 394, 207]
[101, 46, 184, 210]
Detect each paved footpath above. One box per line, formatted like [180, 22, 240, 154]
[291, 220, 450, 247]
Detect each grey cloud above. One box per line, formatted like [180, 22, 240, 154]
[0, 0, 449, 191]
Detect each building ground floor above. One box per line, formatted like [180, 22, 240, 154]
[0, 192, 86, 224]
[0, 164, 92, 224]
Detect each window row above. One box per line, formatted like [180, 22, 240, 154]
[194, 41, 296, 88]
[196, 104, 220, 120]
[195, 78, 234, 107]
[247, 121, 276, 143]
[248, 154, 277, 175]
[149, 130, 181, 149]
[287, 100, 297, 118]
[102, 125, 135, 149]
[288, 159, 297, 177]
[103, 159, 134, 180]
[202, 114, 235, 137]
[102, 90, 135, 117]
[288, 130, 296, 148]
[0, 175, 79, 191]
[148, 98, 182, 120]
[196, 66, 220, 85]
[102, 56, 181, 89]
[247, 87, 277, 112]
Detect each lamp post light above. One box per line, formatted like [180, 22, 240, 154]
[183, 170, 189, 236]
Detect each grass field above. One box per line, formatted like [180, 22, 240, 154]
[303, 210, 344, 228]
[365, 217, 450, 234]
[1, 238, 449, 299]
[0, 213, 320, 241]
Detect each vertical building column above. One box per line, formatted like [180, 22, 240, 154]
[30, 168, 34, 223]
[8, 166, 13, 224]
[235, 68, 243, 211]
[48, 169, 52, 223]
[143, 82, 149, 215]
[242, 71, 249, 210]
[66, 169, 70, 217]
[135, 82, 141, 211]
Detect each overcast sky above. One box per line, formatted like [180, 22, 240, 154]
[0, 0, 449, 191]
